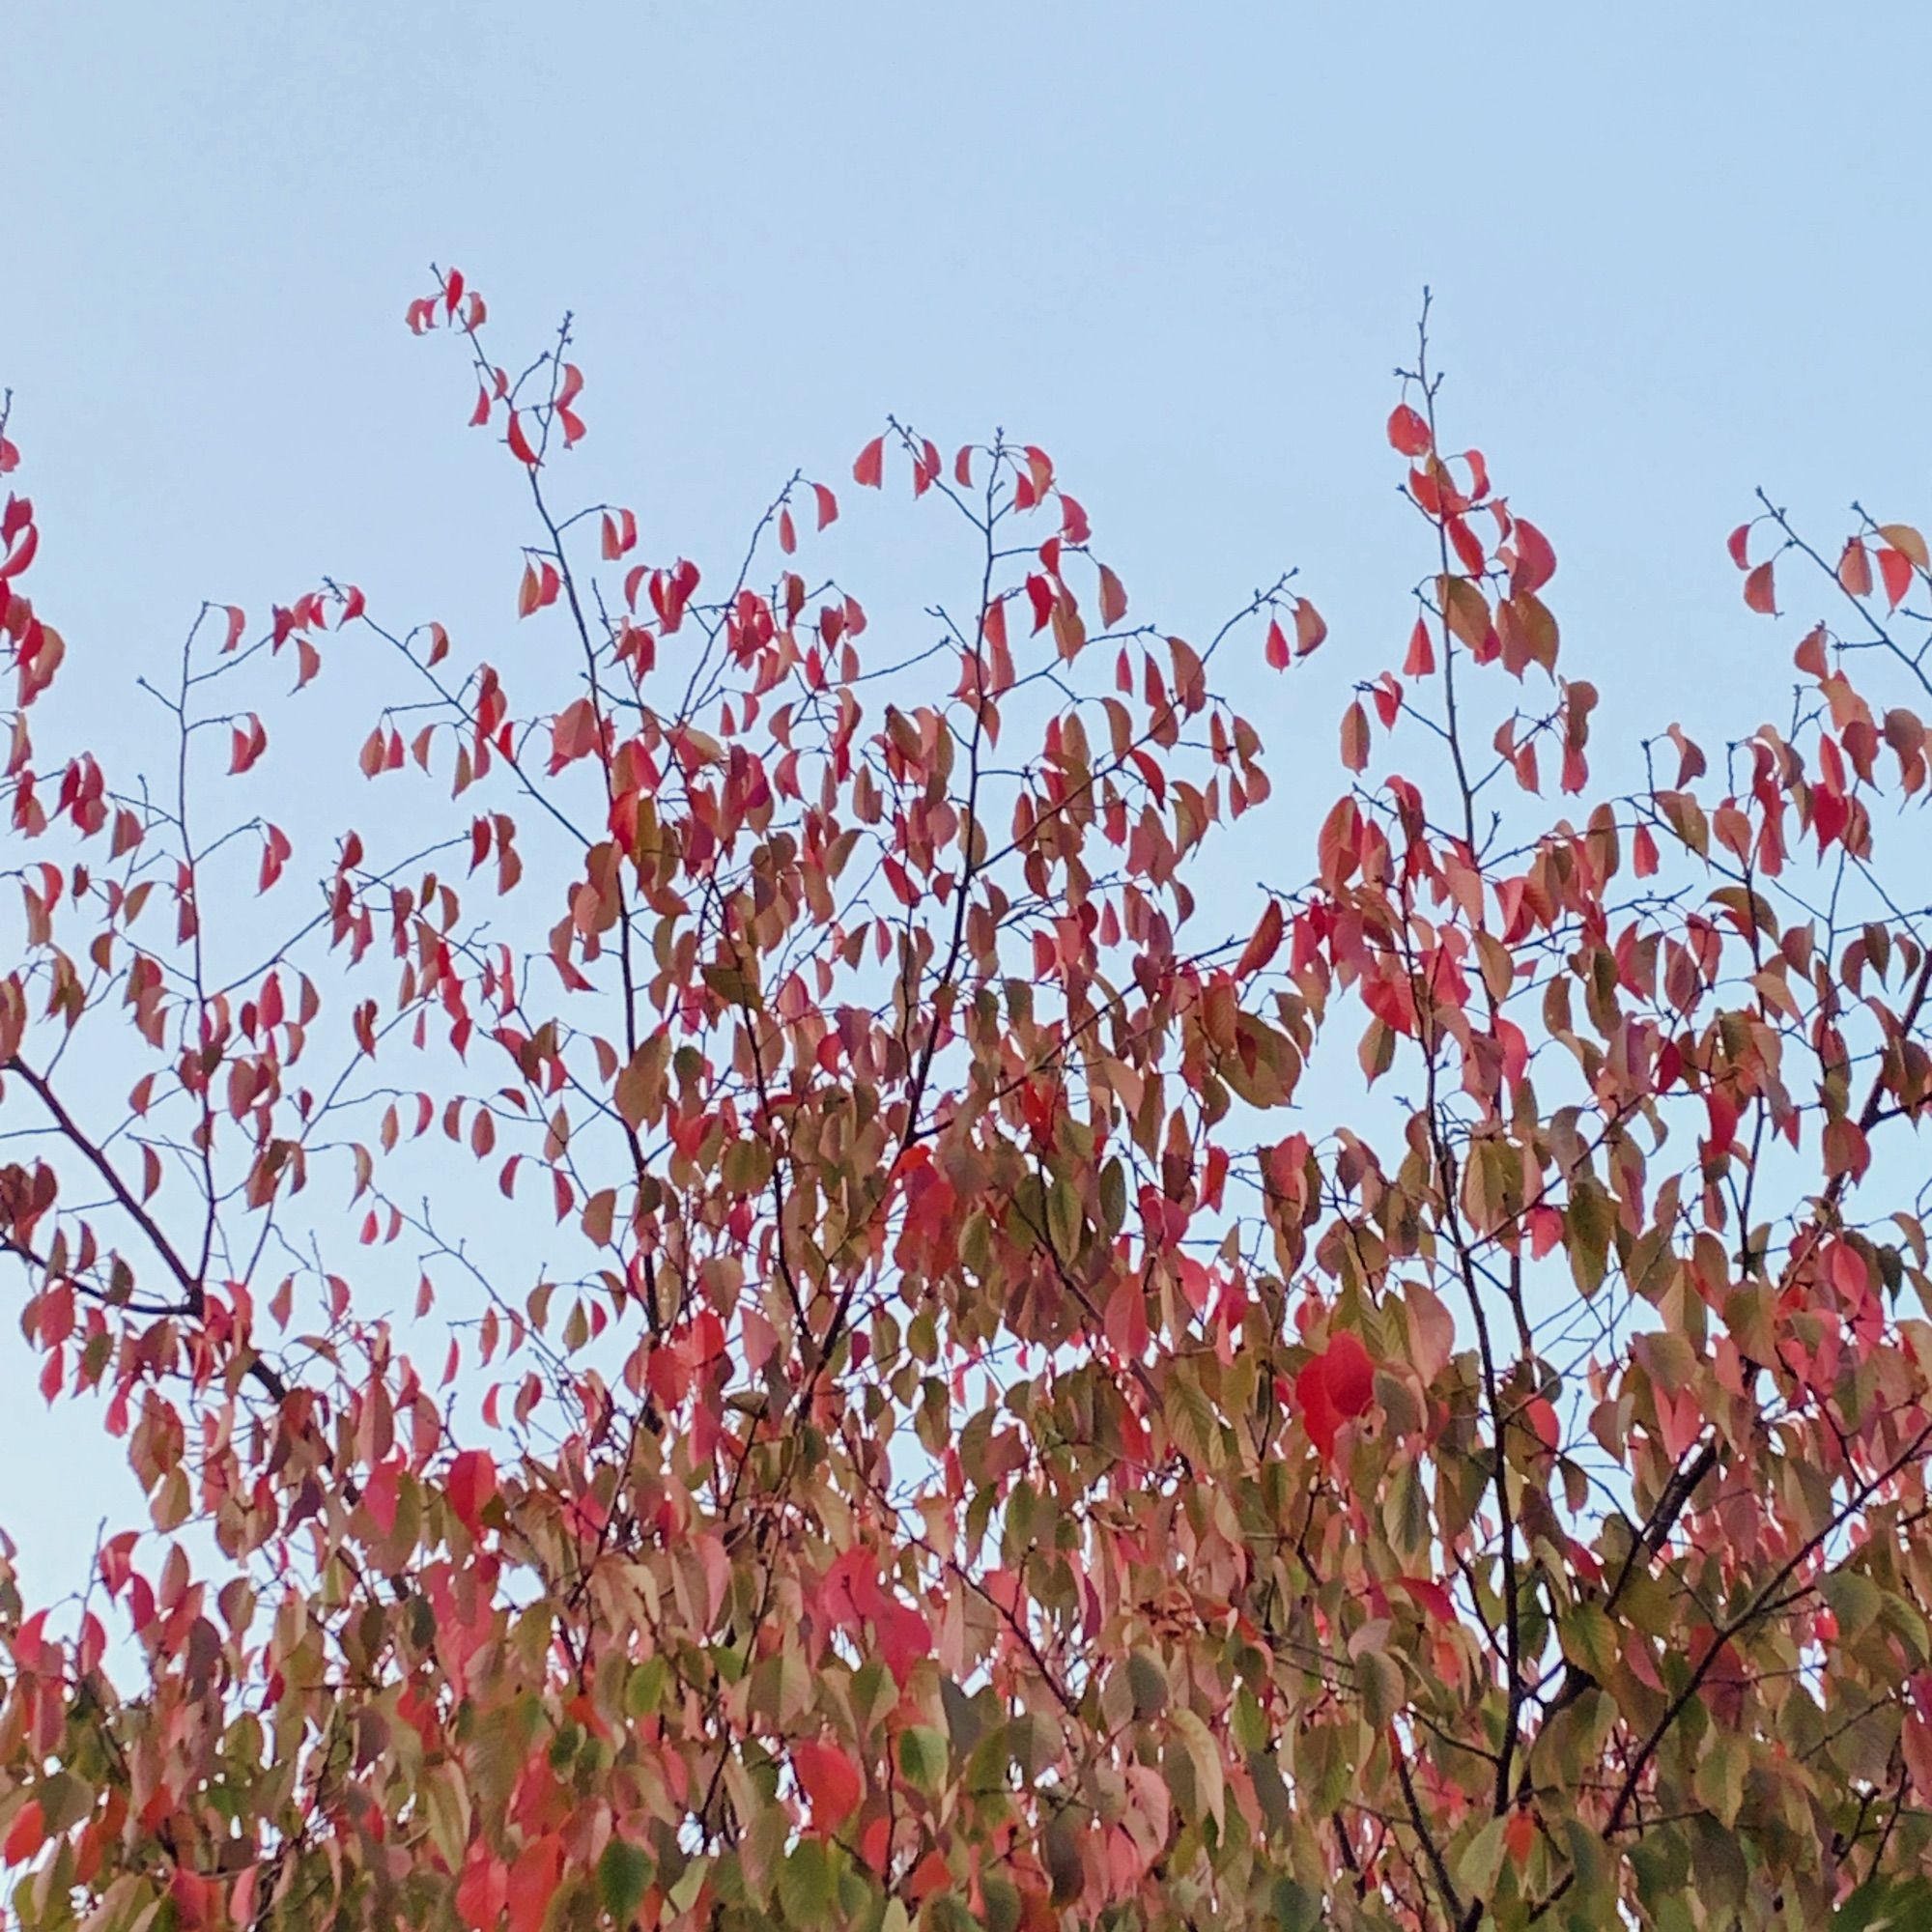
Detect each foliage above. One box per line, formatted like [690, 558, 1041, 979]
[4, 274, 1932, 1931]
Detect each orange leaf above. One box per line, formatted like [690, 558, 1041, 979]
[1097, 563, 1128, 628]
[1294, 598, 1327, 657]
[1340, 699, 1371, 772]
[1236, 899, 1284, 978]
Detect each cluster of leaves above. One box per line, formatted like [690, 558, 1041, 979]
[3, 275, 1932, 1931]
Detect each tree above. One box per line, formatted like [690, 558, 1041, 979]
[2, 270, 1931, 1932]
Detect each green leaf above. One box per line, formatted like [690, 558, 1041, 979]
[778, 1841, 837, 1924]
[1042, 1812, 1084, 1903]
[1163, 1369, 1219, 1468]
[895, 1724, 948, 1795]
[1558, 1601, 1618, 1682]
[420, 1765, 470, 1875]
[1693, 1731, 1747, 1829]
[597, 1838, 654, 1925]
[1168, 1707, 1225, 1831]
[1127, 1649, 1168, 1719]
[1457, 1814, 1509, 1900]
[1823, 1569, 1882, 1641]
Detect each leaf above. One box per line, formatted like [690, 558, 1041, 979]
[793, 1739, 863, 1829]
[506, 1835, 561, 1932]
[1693, 1732, 1747, 1829]
[1823, 1569, 1882, 1640]
[1404, 615, 1435, 676]
[1127, 1649, 1169, 1719]
[596, 1839, 653, 1923]
[1388, 404, 1432, 457]
[1458, 1814, 1509, 1900]
[1510, 518, 1556, 596]
[1878, 522, 1929, 569]
[2, 1801, 43, 1867]
[1340, 699, 1371, 773]
[1237, 899, 1284, 978]
[1168, 1707, 1225, 1830]
[1293, 598, 1327, 656]
[1743, 560, 1776, 614]
[853, 436, 885, 488]
[445, 1448, 497, 1534]
[506, 412, 540, 467]
[1879, 546, 1915, 610]
[1097, 562, 1128, 627]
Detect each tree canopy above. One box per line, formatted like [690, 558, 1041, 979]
[5, 274, 1932, 1930]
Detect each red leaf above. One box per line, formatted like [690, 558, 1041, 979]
[779, 508, 797, 555]
[1510, 519, 1556, 597]
[1264, 619, 1291, 671]
[456, 1853, 508, 1930]
[793, 1740, 863, 1830]
[1726, 524, 1751, 570]
[1632, 824, 1659, 878]
[506, 1836, 561, 1932]
[1505, 1808, 1535, 1869]
[1743, 561, 1776, 614]
[1025, 574, 1055, 634]
[1322, 1333, 1375, 1417]
[3, 1801, 43, 1866]
[1879, 546, 1914, 610]
[445, 1448, 497, 1534]
[812, 482, 838, 530]
[506, 412, 540, 467]
[1295, 1333, 1377, 1462]
[222, 606, 246, 653]
[1373, 673, 1403, 728]
[1838, 538, 1873, 597]
[1404, 616, 1435, 677]
[1387, 404, 1432, 457]
[853, 436, 885, 489]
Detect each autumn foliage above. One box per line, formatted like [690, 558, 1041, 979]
[6, 273, 1932, 1931]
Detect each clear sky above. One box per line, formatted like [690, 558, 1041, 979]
[5, 0, 1930, 1605]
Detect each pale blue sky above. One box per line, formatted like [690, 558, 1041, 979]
[5, 1, 1930, 1602]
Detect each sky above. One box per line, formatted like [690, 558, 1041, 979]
[4, 0, 1931, 1611]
